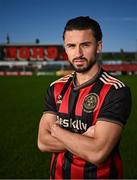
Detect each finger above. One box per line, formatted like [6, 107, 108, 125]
[56, 120, 60, 125]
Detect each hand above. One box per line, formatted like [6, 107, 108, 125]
[51, 122, 62, 138]
[83, 125, 95, 137]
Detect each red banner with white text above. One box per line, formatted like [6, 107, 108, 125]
[0, 45, 68, 61]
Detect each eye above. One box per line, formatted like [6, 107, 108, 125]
[81, 41, 96, 48]
[82, 43, 90, 47]
[81, 43, 91, 48]
[66, 44, 76, 49]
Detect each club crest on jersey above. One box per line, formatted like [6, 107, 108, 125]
[83, 93, 99, 113]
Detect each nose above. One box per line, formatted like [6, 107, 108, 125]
[75, 46, 83, 57]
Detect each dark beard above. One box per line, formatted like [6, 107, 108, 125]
[69, 57, 97, 73]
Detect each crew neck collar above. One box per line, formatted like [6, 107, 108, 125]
[72, 67, 102, 91]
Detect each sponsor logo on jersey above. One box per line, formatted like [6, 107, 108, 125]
[83, 93, 99, 113]
[57, 115, 87, 133]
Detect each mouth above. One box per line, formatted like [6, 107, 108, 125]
[73, 59, 87, 66]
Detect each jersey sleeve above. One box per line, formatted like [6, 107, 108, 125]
[97, 86, 132, 125]
[43, 85, 57, 114]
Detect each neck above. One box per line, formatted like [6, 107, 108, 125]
[75, 63, 100, 85]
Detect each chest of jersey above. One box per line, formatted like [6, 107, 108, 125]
[54, 79, 110, 134]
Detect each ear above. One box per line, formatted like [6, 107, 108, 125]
[97, 41, 102, 53]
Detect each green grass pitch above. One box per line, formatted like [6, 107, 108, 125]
[0, 75, 137, 178]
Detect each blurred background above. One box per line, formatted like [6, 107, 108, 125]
[0, 0, 137, 178]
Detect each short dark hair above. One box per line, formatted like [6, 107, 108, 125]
[63, 16, 102, 42]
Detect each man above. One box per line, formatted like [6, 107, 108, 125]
[37, 16, 131, 179]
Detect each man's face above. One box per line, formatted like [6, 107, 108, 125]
[64, 29, 102, 73]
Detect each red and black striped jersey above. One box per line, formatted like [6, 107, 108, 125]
[44, 68, 131, 179]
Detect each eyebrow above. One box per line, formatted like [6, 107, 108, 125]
[80, 41, 95, 45]
[65, 41, 96, 46]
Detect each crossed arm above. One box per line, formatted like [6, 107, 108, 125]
[37, 113, 122, 165]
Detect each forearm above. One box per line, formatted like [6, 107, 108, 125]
[38, 113, 66, 153]
[51, 125, 99, 163]
[65, 133, 95, 158]
[38, 130, 66, 152]
[51, 121, 122, 165]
